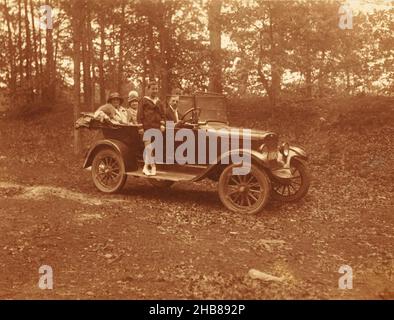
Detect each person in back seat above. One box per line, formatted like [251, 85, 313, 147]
[94, 92, 129, 124]
[126, 90, 139, 124]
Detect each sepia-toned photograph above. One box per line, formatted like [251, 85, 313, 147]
[0, 0, 393, 304]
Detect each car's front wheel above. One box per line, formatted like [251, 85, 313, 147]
[92, 148, 127, 193]
[218, 164, 271, 215]
[271, 159, 310, 202]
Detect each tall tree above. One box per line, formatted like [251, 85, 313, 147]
[117, 0, 126, 93]
[72, 0, 83, 154]
[97, 5, 107, 104]
[29, 0, 40, 92]
[3, 0, 17, 93]
[44, 0, 55, 102]
[23, 0, 32, 88]
[207, 0, 223, 93]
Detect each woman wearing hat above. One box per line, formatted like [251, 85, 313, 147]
[94, 92, 129, 124]
[126, 90, 139, 124]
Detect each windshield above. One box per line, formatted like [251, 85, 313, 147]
[178, 95, 228, 123]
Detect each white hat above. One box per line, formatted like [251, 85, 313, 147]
[128, 90, 139, 103]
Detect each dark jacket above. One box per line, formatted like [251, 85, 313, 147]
[164, 104, 183, 123]
[137, 97, 165, 130]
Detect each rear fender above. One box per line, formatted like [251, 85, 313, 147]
[83, 139, 137, 172]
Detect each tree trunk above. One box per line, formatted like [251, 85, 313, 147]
[44, 0, 55, 103]
[141, 32, 148, 97]
[45, 27, 55, 102]
[304, 44, 312, 99]
[23, 0, 32, 91]
[86, 2, 94, 109]
[87, 8, 95, 109]
[98, 15, 106, 104]
[108, 23, 117, 91]
[207, 0, 223, 93]
[4, 0, 17, 94]
[345, 67, 351, 95]
[147, 17, 156, 81]
[305, 68, 312, 99]
[258, 28, 276, 108]
[38, 0, 44, 84]
[17, 0, 24, 86]
[30, 0, 40, 93]
[268, 8, 280, 107]
[317, 50, 326, 98]
[157, 11, 170, 99]
[117, 1, 126, 94]
[81, 1, 92, 110]
[72, 0, 82, 154]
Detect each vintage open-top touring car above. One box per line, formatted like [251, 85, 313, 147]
[76, 94, 310, 214]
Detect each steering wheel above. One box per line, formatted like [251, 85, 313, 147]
[180, 108, 202, 124]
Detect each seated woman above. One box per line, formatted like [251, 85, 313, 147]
[137, 81, 165, 176]
[126, 90, 139, 124]
[94, 92, 129, 124]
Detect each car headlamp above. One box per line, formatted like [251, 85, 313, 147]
[259, 144, 268, 153]
[279, 142, 290, 157]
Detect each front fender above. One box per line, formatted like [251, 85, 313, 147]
[193, 149, 270, 181]
[219, 149, 271, 167]
[271, 146, 308, 179]
[83, 139, 137, 171]
[290, 146, 308, 161]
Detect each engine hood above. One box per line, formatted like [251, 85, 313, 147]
[201, 122, 279, 150]
[202, 122, 277, 141]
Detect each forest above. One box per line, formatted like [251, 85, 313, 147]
[0, 0, 393, 114]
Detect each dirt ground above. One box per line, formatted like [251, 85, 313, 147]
[0, 98, 393, 299]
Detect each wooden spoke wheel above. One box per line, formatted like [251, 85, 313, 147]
[218, 164, 271, 215]
[271, 159, 310, 202]
[92, 148, 127, 193]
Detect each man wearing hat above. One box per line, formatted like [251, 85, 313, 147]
[94, 92, 129, 124]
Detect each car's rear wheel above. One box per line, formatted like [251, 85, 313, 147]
[218, 164, 271, 215]
[92, 148, 127, 193]
[149, 179, 175, 188]
[271, 159, 310, 202]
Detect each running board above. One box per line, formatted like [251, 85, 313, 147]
[126, 169, 197, 182]
[127, 162, 209, 182]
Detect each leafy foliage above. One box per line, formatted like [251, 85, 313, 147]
[0, 0, 392, 115]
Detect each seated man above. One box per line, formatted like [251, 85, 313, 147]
[94, 92, 129, 124]
[165, 95, 182, 124]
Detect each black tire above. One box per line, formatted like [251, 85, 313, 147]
[218, 164, 271, 215]
[91, 148, 127, 193]
[271, 159, 310, 202]
[149, 179, 175, 188]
